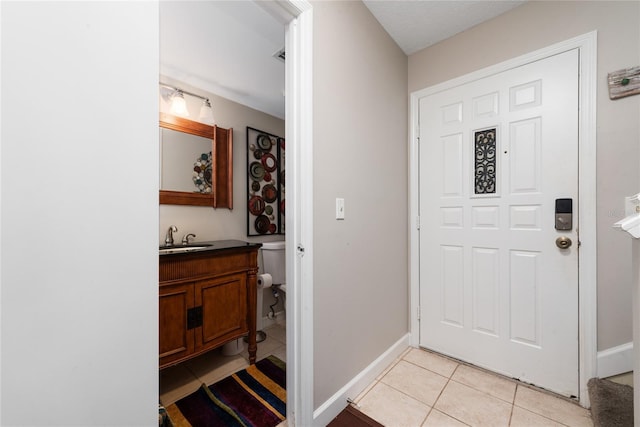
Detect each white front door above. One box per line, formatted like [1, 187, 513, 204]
[419, 49, 579, 397]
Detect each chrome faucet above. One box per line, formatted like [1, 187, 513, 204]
[182, 233, 196, 245]
[165, 225, 177, 247]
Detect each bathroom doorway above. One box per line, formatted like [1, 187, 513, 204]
[159, 1, 313, 424]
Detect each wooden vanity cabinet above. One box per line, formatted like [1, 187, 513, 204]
[159, 244, 259, 369]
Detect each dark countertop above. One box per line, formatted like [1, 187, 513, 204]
[159, 239, 262, 256]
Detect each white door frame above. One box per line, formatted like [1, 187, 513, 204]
[408, 32, 597, 407]
[258, 1, 314, 425]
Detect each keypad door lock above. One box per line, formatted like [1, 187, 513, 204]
[555, 198, 573, 230]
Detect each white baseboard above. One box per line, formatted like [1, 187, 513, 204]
[597, 341, 634, 378]
[312, 333, 411, 427]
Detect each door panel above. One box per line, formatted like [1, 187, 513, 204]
[197, 273, 248, 348]
[159, 282, 195, 365]
[419, 49, 579, 397]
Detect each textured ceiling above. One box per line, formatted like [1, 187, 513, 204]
[160, 1, 527, 119]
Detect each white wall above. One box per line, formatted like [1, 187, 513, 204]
[311, 0, 409, 409]
[1, 2, 158, 425]
[409, 0, 640, 353]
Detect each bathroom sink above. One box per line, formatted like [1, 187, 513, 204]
[159, 244, 213, 254]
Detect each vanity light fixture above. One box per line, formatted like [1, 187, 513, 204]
[160, 82, 216, 124]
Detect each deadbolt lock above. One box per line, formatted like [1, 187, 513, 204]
[556, 236, 572, 249]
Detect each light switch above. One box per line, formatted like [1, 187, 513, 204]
[336, 198, 345, 220]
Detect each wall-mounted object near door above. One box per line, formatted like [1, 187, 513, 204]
[159, 113, 233, 208]
[608, 65, 640, 99]
[246, 127, 285, 235]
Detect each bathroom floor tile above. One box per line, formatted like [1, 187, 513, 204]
[185, 350, 249, 387]
[451, 364, 516, 403]
[422, 409, 468, 426]
[514, 385, 592, 426]
[241, 333, 285, 362]
[509, 406, 565, 426]
[272, 346, 287, 363]
[375, 353, 404, 381]
[159, 363, 200, 406]
[403, 348, 459, 378]
[354, 380, 379, 404]
[381, 360, 448, 406]
[434, 380, 512, 426]
[264, 323, 287, 344]
[358, 381, 431, 427]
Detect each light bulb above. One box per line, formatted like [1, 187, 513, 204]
[170, 91, 189, 117]
[199, 99, 215, 124]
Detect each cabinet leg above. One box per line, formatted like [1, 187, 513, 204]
[248, 332, 257, 364]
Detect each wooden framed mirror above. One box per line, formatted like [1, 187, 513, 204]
[159, 112, 233, 208]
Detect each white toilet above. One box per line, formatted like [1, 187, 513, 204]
[262, 240, 286, 292]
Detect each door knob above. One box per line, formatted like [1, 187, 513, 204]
[556, 236, 572, 249]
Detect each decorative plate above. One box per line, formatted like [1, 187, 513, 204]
[248, 195, 265, 216]
[249, 161, 265, 181]
[255, 215, 271, 234]
[257, 134, 273, 151]
[193, 152, 212, 193]
[262, 153, 277, 172]
[262, 184, 277, 203]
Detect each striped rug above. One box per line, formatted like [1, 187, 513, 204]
[165, 355, 286, 427]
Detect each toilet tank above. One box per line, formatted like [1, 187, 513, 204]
[261, 241, 286, 285]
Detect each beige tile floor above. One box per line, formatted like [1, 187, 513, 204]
[354, 348, 593, 427]
[160, 328, 593, 427]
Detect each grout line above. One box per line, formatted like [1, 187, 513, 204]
[511, 397, 576, 427]
[427, 368, 475, 427]
[431, 365, 456, 408]
[418, 409, 430, 426]
[376, 361, 460, 411]
[446, 372, 517, 405]
[353, 379, 379, 405]
[377, 380, 433, 412]
[507, 388, 515, 426]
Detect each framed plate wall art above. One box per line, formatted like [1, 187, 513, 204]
[246, 127, 285, 235]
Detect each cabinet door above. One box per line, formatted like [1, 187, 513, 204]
[159, 282, 195, 367]
[196, 273, 248, 350]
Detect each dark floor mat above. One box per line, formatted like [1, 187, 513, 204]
[587, 378, 634, 427]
